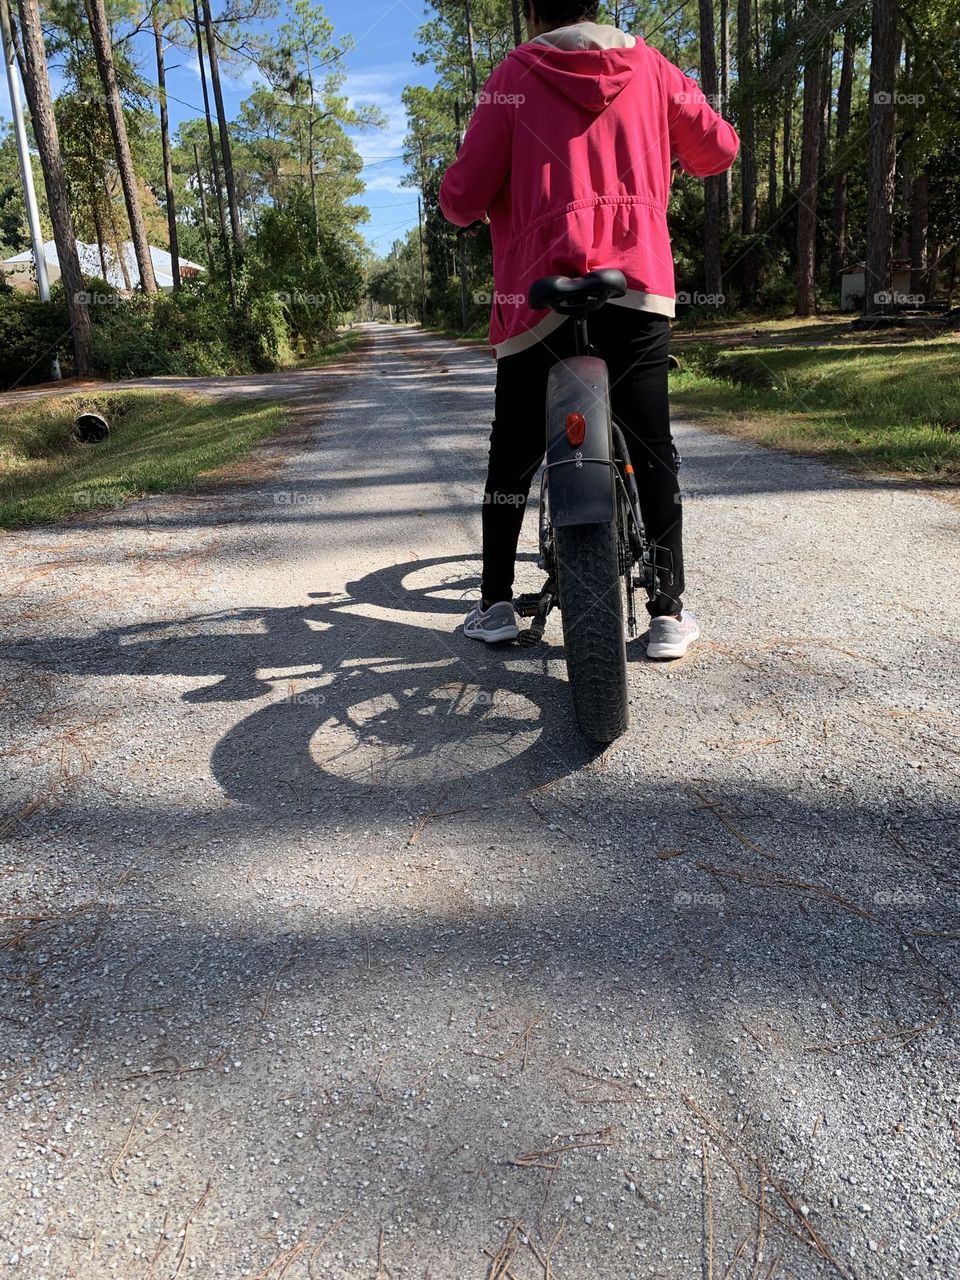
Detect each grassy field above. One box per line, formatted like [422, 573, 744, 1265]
[0, 389, 287, 529]
[431, 308, 960, 485]
[296, 328, 364, 366]
[0, 329, 365, 529]
[670, 336, 960, 484]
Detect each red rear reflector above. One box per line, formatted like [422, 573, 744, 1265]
[566, 412, 587, 447]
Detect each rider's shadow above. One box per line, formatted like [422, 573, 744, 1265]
[10, 555, 600, 820]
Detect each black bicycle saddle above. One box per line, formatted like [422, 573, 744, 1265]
[528, 268, 627, 315]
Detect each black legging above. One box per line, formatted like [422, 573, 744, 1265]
[481, 305, 683, 617]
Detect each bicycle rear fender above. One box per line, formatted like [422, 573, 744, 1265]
[545, 356, 616, 527]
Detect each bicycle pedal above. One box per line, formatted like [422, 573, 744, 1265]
[513, 593, 542, 618]
[517, 627, 542, 647]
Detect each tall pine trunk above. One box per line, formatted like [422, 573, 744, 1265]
[193, 141, 214, 269]
[200, 0, 242, 260]
[909, 169, 929, 300]
[829, 24, 855, 283]
[510, 0, 522, 45]
[737, 0, 758, 299]
[85, 0, 157, 292]
[192, 0, 234, 302]
[863, 0, 898, 315]
[719, 0, 731, 229]
[796, 22, 825, 317]
[152, 4, 180, 288]
[699, 0, 723, 299]
[464, 0, 478, 105]
[16, 0, 92, 372]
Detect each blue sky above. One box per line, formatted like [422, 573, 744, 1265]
[1, 0, 435, 259]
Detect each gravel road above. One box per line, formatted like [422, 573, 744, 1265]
[2, 322, 958, 1280]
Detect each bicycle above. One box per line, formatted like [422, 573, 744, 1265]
[513, 269, 668, 744]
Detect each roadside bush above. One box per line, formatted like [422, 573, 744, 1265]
[88, 279, 291, 378]
[231, 278, 292, 370]
[252, 188, 364, 349]
[0, 292, 71, 389]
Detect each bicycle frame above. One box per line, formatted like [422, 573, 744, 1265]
[516, 310, 663, 644]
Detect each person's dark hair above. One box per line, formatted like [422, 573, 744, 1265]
[521, 0, 600, 24]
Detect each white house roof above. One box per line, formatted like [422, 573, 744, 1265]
[2, 240, 205, 290]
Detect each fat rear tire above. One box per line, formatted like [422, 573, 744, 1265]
[554, 520, 628, 743]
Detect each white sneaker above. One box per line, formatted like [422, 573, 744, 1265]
[646, 609, 700, 659]
[463, 599, 519, 643]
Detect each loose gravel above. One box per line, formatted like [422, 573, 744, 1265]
[1, 323, 958, 1279]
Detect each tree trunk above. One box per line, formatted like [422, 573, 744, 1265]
[815, 33, 832, 275]
[305, 54, 319, 250]
[200, 0, 242, 260]
[510, 0, 522, 45]
[829, 24, 855, 284]
[897, 150, 910, 262]
[782, 76, 794, 200]
[699, 0, 723, 299]
[909, 168, 928, 301]
[719, 0, 731, 229]
[106, 176, 133, 290]
[927, 240, 940, 298]
[15, 0, 93, 373]
[820, 34, 832, 178]
[464, 0, 478, 105]
[193, 141, 214, 269]
[192, 0, 233, 300]
[863, 0, 898, 315]
[737, 0, 758, 299]
[91, 199, 108, 280]
[153, 4, 180, 288]
[737, 0, 757, 233]
[796, 23, 825, 317]
[85, 0, 157, 292]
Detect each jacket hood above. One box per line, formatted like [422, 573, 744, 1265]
[509, 26, 644, 113]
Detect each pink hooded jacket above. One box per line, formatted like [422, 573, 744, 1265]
[439, 23, 739, 358]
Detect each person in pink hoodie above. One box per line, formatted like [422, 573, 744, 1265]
[439, 0, 739, 659]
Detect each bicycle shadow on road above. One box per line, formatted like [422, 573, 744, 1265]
[5, 553, 602, 821]
[209, 555, 603, 816]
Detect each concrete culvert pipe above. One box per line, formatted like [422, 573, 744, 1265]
[74, 411, 110, 444]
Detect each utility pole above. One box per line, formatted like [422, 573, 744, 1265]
[2, 0, 60, 378]
[0, 0, 50, 303]
[453, 100, 469, 332]
[417, 194, 427, 326]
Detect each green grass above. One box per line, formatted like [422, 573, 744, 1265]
[671, 339, 960, 484]
[294, 328, 364, 367]
[427, 322, 489, 343]
[0, 389, 287, 529]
